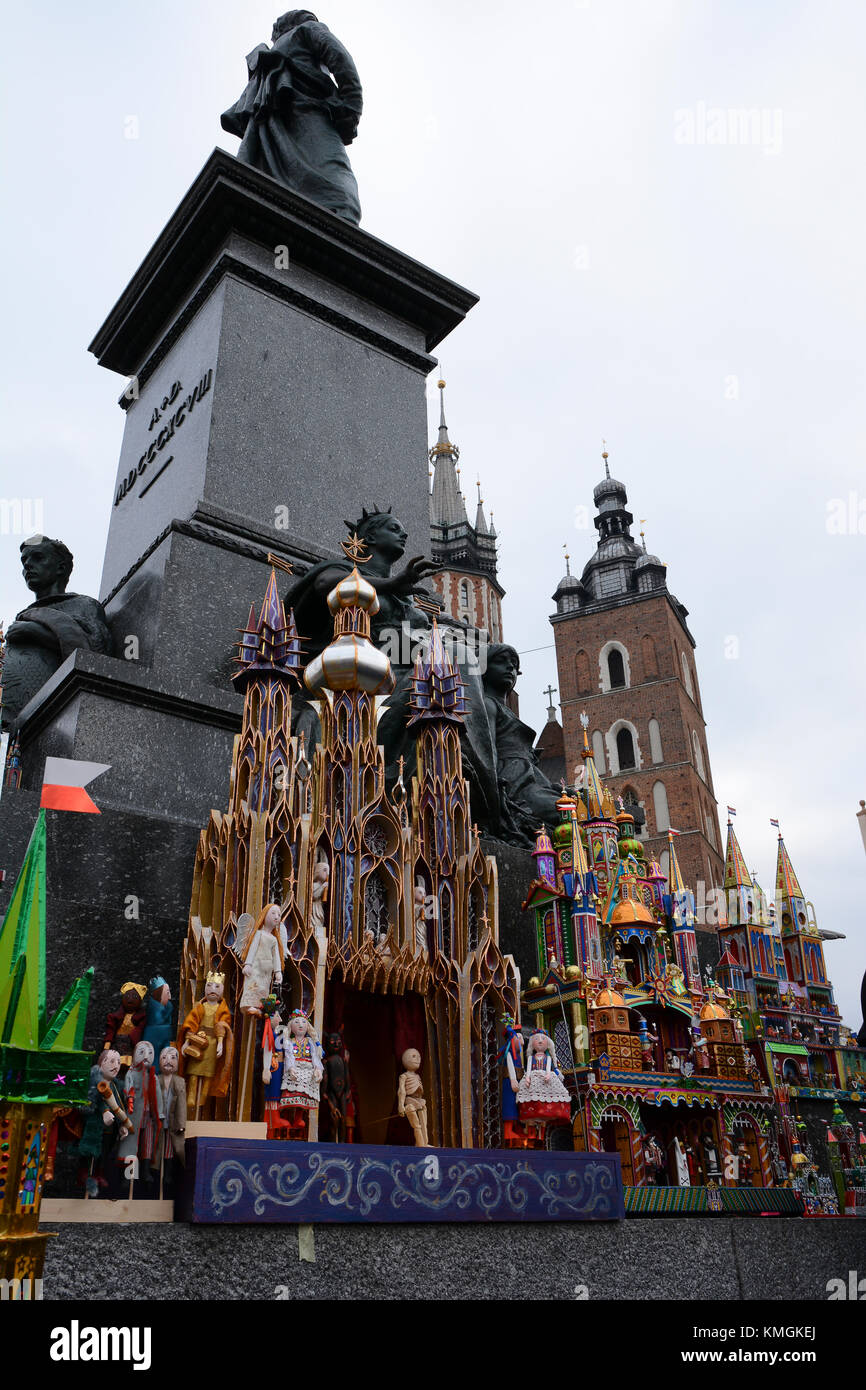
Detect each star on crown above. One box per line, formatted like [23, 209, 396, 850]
[340, 531, 371, 563]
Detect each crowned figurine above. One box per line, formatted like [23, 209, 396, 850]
[179, 970, 234, 1119]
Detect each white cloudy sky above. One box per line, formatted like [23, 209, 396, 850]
[1, 1, 864, 1027]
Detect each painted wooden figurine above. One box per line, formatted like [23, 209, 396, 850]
[240, 902, 284, 1016]
[77, 1048, 131, 1196]
[516, 1029, 571, 1128]
[397, 1047, 429, 1147]
[179, 970, 234, 1119]
[281, 1008, 323, 1139]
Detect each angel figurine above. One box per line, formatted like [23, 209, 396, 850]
[240, 902, 284, 1015]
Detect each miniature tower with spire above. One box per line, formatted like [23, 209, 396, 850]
[428, 379, 504, 640]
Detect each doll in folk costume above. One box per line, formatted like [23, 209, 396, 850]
[499, 1015, 525, 1147]
[179, 970, 234, 1119]
[78, 1048, 132, 1196]
[118, 1039, 161, 1195]
[261, 996, 293, 1139]
[516, 1029, 571, 1138]
[240, 902, 284, 1016]
[281, 1008, 323, 1139]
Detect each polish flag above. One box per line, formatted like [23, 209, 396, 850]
[40, 757, 111, 814]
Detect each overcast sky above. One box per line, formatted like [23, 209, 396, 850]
[1, 1, 864, 1027]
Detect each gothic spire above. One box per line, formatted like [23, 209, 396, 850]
[408, 620, 466, 723]
[429, 379, 467, 527]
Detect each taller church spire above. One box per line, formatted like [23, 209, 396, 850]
[427, 378, 504, 640]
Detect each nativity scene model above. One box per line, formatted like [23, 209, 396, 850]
[0, 9, 864, 1289]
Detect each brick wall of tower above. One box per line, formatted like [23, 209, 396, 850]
[431, 570, 503, 642]
[552, 591, 724, 922]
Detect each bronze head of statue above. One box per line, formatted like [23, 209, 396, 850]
[20, 536, 74, 599]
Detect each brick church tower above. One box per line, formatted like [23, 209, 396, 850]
[550, 448, 723, 918]
[428, 381, 504, 640]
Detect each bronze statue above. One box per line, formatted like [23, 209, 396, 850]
[482, 644, 562, 841]
[2, 537, 113, 729]
[285, 507, 501, 835]
[221, 10, 362, 223]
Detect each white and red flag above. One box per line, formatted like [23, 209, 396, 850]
[40, 757, 110, 814]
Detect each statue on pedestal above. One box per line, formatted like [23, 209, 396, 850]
[221, 10, 363, 224]
[2, 537, 113, 729]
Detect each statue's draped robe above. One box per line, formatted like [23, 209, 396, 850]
[2, 591, 113, 726]
[484, 691, 562, 836]
[221, 20, 362, 223]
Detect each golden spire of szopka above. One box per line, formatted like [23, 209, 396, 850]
[579, 711, 607, 819]
[408, 620, 466, 724]
[233, 567, 304, 688]
[304, 541, 394, 695]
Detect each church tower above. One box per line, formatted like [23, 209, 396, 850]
[550, 447, 723, 919]
[428, 380, 504, 641]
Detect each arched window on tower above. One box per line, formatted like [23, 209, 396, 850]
[692, 730, 706, 780]
[608, 648, 626, 689]
[681, 651, 695, 699]
[653, 780, 670, 833]
[592, 730, 606, 772]
[641, 634, 658, 680]
[616, 727, 636, 771]
[575, 649, 592, 695]
[459, 580, 471, 619]
[659, 850, 670, 881]
[649, 718, 663, 764]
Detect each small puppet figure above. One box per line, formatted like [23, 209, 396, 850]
[516, 1029, 571, 1131]
[78, 1048, 131, 1196]
[240, 902, 284, 1016]
[701, 1129, 722, 1180]
[103, 982, 147, 1070]
[118, 1039, 160, 1195]
[397, 1047, 429, 1147]
[737, 1142, 753, 1186]
[280, 1008, 323, 1139]
[499, 1015, 525, 1146]
[261, 996, 292, 1139]
[153, 1045, 186, 1194]
[673, 1135, 690, 1187]
[644, 1134, 666, 1186]
[413, 882, 428, 957]
[321, 1029, 355, 1143]
[310, 858, 329, 936]
[142, 975, 174, 1059]
[179, 970, 234, 1119]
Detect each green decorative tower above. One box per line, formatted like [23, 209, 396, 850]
[0, 810, 93, 1291]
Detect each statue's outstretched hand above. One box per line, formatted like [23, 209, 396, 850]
[393, 555, 440, 593]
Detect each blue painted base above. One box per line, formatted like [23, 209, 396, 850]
[177, 1139, 624, 1224]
